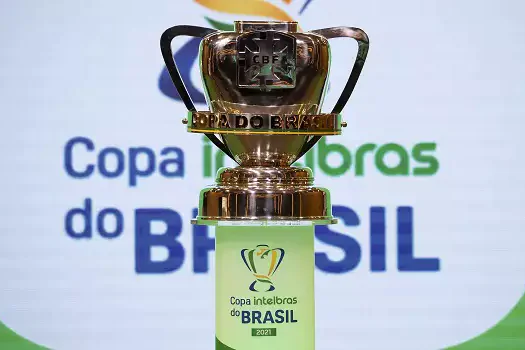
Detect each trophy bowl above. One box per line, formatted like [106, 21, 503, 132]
[197, 21, 335, 167]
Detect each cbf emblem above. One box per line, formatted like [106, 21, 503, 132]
[237, 31, 296, 90]
[241, 245, 285, 292]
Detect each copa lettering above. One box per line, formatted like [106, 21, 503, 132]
[64, 136, 184, 187]
[230, 296, 298, 307]
[231, 297, 251, 307]
[65, 204, 440, 274]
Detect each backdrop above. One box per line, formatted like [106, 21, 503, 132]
[1, 0, 524, 349]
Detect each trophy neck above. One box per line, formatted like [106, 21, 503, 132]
[216, 166, 314, 187]
[234, 21, 298, 33]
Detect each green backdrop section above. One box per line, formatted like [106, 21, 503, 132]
[216, 336, 236, 350]
[204, 17, 235, 31]
[0, 322, 47, 349]
[446, 289, 525, 349]
[1, 291, 524, 350]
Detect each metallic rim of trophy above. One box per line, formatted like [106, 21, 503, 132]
[160, 20, 369, 224]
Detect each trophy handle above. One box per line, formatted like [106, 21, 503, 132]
[294, 27, 370, 162]
[160, 25, 235, 160]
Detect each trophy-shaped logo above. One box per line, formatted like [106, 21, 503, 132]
[241, 245, 285, 292]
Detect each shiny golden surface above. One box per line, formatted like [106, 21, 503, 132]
[200, 21, 331, 166]
[187, 111, 341, 134]
[197, 166, 332, 221]
[235, 21, 298, 33]
[194, 21, 336, 221]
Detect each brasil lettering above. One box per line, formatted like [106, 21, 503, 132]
[231, 296, 299, 325]
[188, 111, 341, 134]
[61, 136, 441, 275]
[242, 310, 298, 324]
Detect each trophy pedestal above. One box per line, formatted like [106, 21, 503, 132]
[215, 222, 315, 350]
[194, 166, 330, 350]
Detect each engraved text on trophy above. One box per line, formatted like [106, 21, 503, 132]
[236, 31, 297, 90]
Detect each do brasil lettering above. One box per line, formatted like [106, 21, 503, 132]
[231, 296, 299, 325]
[64, 204, 441, 274]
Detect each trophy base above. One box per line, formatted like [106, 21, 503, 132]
[215, 223, 315, 350]
[193, 166, 335, 225]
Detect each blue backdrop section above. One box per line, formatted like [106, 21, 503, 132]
[159, 38, 207, 104]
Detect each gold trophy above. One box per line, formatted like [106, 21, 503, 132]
[161, 20, 368, 350]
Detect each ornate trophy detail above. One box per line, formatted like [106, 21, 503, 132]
[161, 20, 369, 350]
[160, 21, 369, 222]
[236, 30, 297, 89]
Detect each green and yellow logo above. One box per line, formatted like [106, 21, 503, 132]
[241, 245, 285, 292]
